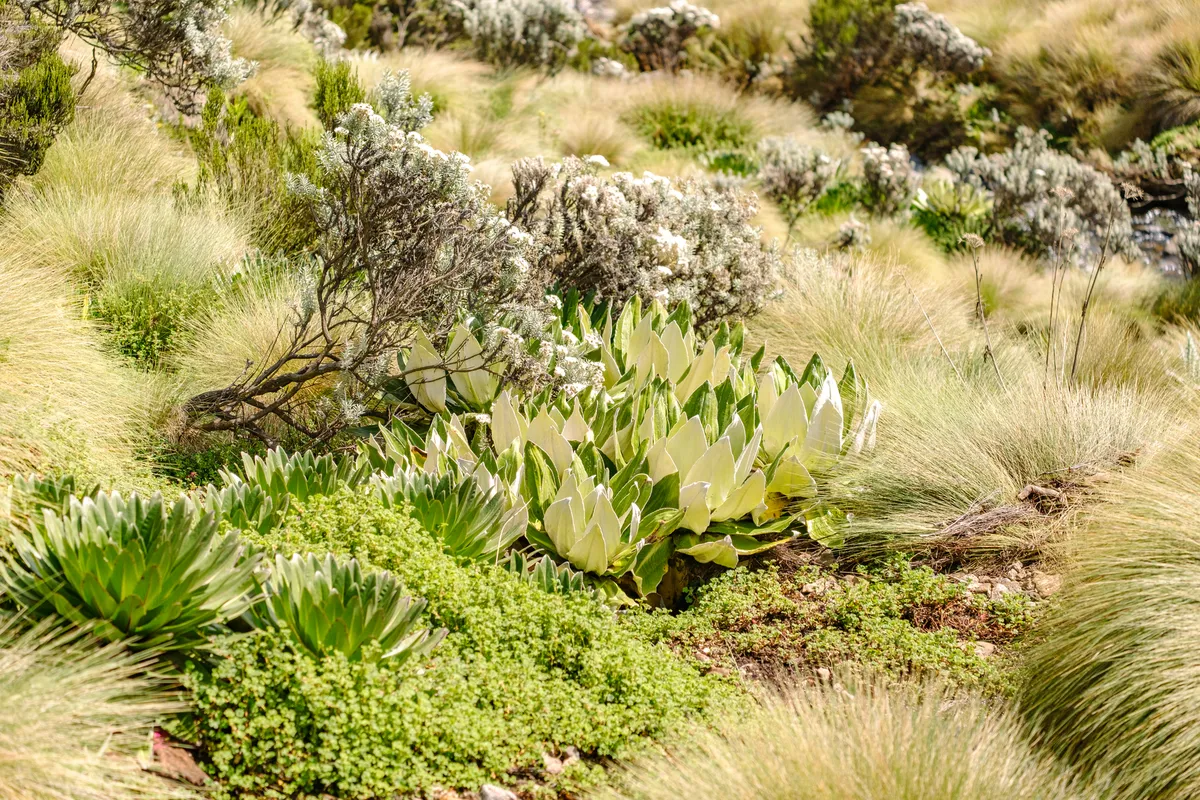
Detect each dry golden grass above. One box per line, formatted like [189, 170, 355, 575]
[931, 0, 1200, 143]
[171, 270, 318, 398]
[225, 5, 319, 129]
[0, 253, 153, 485]
[754, 250, 1184, 559]
[0, 619, 190, 800]
[598, 679, 1087, 800]
[1020, 421, 1200, 800]
[350, 48, 493, 116]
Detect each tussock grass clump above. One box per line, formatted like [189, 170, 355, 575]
[0, 254, 152, 484]
[597, 679, 1086, 800]
[1019, 425, 1200, 800]
[756, 251, 1180, 557]
[0, 618, 182, 799]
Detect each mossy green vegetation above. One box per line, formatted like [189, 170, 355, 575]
[187, 490, 737, 798]
[629, 558, 1034, 689]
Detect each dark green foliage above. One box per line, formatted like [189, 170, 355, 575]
[183, 89, 319, 255]
[812, 180, 862, 215]
[629, 558, 1032, 688]
[189, 490, 736, 797]
[90, 276, 209, 366]
[702, 148, 758, 177]
[329, 2, 374, 48]
[0, 492, 261, 653]
[152, 436, 267, 488]
[788, 0, 899, 107]
[632, 104, 753, 152]
[1152, 277, 1200, 324]
[312, 58, 366, 129]
[0, 15, 75, 194]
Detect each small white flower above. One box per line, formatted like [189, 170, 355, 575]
[585, 154, 610, 168]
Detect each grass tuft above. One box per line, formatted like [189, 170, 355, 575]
[0, 617, 185, 800]
[1019, 423, 1200, 800]
[596, 678, 1086, 800]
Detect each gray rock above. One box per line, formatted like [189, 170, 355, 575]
[480, 785, 519, 800]
[974, 641, 996, 659]
[988, 583, 1012, 601]
[1031, 570, 1062, 598]
[542, 752, 564, 774]
[816, 667, 832, 682]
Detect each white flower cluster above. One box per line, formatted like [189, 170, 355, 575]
[893, 2, 989, 74]
[946, 127, 1135, 260]
[457, 0, 585, 72]
[180, 0, 256, 88]
[620, 0, 718, 72]
[757, 137, 842, 223]
[860, 142, 919, 216]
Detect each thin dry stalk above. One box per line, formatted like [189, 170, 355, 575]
[899, 270, 964, 383]
[1046, 189, 1077, 390]
[1069, 187, 1140, 386]
[963, 235, 1006, 389]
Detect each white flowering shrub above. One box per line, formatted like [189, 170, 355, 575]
[456, 0, 585, 72]
[756, 137, 843, 227]
[946, 127, 1135, 259]
[620, 0, 719, 73]
[860, 141, 918, 216]
[893, 2, 989, 74]
[28, 0, 253, 107]
[507, 155, 780, 332]
[184, 104, 542, 441]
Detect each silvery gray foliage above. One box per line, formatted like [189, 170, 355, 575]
[1185, 167, 1200, 218]
[1174, 167, 1200, 277]
[1176, 224, 1200, 278]
[946, 127, 1135, 260]
[860, 141, 919, 216]
[284, 0, 346, 59]
[185, 104, 540, 442]
[456, 0, 585, 72]
[756, 137, 842, 225]
[506, 155, 779, 330]
[893, 2, 989, 73]
[372, 70, 434, 131]
[620, 0, 719, 72]
[23, 0, 253, 108]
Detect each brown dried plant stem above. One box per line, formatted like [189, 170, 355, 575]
[1069, 210, 1117, 386]
[964, 237, 1005, 388]
[1046, 190, 1076, 390]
